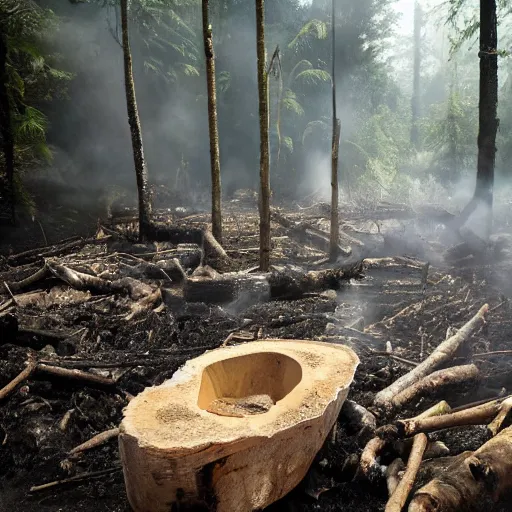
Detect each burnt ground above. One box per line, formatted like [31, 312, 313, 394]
[1, 193, 512, 512]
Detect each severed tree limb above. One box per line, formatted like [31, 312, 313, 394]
[37, 364, 115, 387]
[378, 400, 501, 440]
[340, 400, 377, 434]
[413, 400, 451, 420]
[29, 467, 122, 493]
[374, 304, 488, 412]
[46, 261, 122, 295]
[389, 365, 480, 414]
[359, 436, 387, 482]
[409, 427, 512, 512]
[0, 359, 37, 401]
[488, 396, 512, 436]
[69, 427, 120, 455]
[6, 264, 51, 292]
[385, 433, 427, 512]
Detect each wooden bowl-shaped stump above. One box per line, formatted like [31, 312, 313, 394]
[119, 339, 359, 512]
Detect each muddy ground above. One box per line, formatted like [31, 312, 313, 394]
[1, 192, 512, 512]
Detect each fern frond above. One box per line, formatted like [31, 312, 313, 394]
[288, 19, 327, 49]
[295, 69, 331, 86]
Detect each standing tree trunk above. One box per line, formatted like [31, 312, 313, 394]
[120, 0, 152, 241]
[329, 0, 340, 262]
[0, 33, 15, 225]
[451, 0, 498, 242]
[202, 0, 223, 244]
[474, 0, 498, 238]
[410, 0, 422, 148]
[255, 0, 270, 271]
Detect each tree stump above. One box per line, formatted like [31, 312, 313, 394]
[119, 339, 359, 512]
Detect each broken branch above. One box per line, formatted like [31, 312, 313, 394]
[69, 427, 120, 455]
[0, 360, 37, 401]
[385, 433, 427, 512]
[374, 304, 488, 411]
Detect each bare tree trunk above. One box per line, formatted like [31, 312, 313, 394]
[0, 33, 15, 225]
[329, 0, 340, 262]
[474, 0, 498, 237]
[451, 0, 498, 241]
[120, 0, 152, 241]
[255, 0, 270, 271]
[410, 0, 422, 148]
[202, 0, 222, 244]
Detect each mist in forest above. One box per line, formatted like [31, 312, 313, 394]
[23, 0, 512, 219]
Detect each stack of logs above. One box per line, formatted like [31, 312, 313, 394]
[341, 304, 512, 512]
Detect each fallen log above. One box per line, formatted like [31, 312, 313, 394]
[388, 364, 480, 414]
[374, 304, 488, 412]
[271, 209, 351, 257]
[146, 223, 227, 261]
[183, 263, 364, 304]
[408, 426, 512, 512]
[340, 400, 377, 435]
[378, 400, 501, 440]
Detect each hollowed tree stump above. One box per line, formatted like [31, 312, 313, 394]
[119, 339, 359, 512]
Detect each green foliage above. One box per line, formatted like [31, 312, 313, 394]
[422, 88, 478, 184]
[288, 19, 327, 50]
[0, 0, 71, 211]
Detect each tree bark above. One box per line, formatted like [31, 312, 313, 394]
[120, 0, 152, 241]
[202, 0, 223, 244]
[410, 0, 422, 148]
[255, 0, 271, 272]
[451, 0, 498, 240]
[329, 0, 340, 262]
[0, 33, 15, 225]
[474, 0, 498, 237]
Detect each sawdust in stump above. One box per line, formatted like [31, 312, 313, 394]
[206, 393, 275, 417]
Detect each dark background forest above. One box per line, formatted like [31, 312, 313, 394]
[1, 0, 512, 222]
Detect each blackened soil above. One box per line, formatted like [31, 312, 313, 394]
[2, 198, 512, 512]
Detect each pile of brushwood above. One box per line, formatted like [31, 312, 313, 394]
[1, 203, 512, 512]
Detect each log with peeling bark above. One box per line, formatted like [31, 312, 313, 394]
[146, 223, 227, 260]
[183, 263, 364, 304]
[388, 364, 480, 413]
[378, 400, 501, 440]
[409, 426, 512, 512]
[374, 304, 488, 413]
[45, 262, 158, 304]
[340, 400, 377, 435]
[271, 209, 351, 257]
